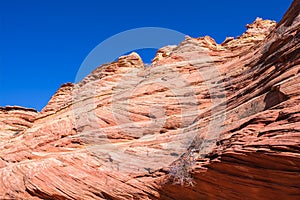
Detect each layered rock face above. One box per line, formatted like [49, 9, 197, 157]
[0, 1, 299, 199]
[0, 106, 37, 140]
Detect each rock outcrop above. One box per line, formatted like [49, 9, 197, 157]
[0, 1, 299, 199]
[0, 106, 37, 140]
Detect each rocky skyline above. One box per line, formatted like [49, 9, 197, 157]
[0, 1, 299, 199]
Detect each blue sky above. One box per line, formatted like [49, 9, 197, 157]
[0, 0, 293, 111]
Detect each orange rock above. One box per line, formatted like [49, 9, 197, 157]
[0, 1, 300, 199]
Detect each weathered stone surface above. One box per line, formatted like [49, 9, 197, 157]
[0, 1, 299, 199]
[40, 83, 74, 116]
[0, 106, 37, 140]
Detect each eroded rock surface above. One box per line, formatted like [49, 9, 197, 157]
[0, 1, 299, 199]
[0, 106, 37, 140]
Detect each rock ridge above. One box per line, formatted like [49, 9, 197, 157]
[0, 1, 299, 199]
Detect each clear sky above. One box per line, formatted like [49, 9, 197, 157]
[0, 0, 293, 111]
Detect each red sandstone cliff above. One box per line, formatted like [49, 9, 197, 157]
[0, 1, 299, 199]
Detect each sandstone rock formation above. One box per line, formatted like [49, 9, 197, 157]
[0, 1, 299, 199]
[0, 106, 37, 140]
